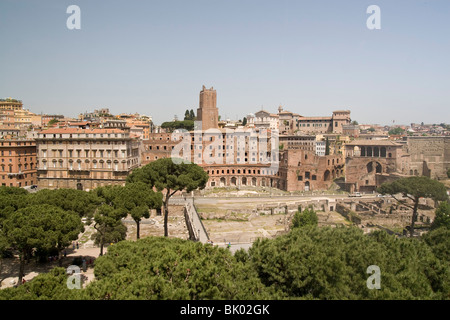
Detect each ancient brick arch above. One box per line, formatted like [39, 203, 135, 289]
[324, 170, 331, 181]
[366, 161, 383, 174]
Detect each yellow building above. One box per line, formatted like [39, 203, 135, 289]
[0, 98, 23, 111]
[14, 109, 34, 127]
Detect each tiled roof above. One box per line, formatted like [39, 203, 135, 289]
[346, 139, 402, 146]
[39, 128, 125, 134]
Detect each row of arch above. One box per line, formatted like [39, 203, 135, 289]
[43, 159, 127, 163]
[360, 146, 391, 158]
[323, 168, 344, 181]
[208, 168, 262, 176]
[367, 161, 383, 174]
[210, 176, 272, 187]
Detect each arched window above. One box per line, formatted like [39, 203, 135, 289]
[374, 147, 379, 157]
[304, 181, 310, 191]
[376, 162, 382, 173]
[324, 170, 331, 181]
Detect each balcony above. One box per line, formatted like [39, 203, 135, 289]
[7, 172, 24, 177]
[68, 168, 90, 172]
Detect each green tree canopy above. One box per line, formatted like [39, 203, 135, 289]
[423, 227, 450, 263]
[0, 228, 448, 300]
[388, 127, 405, 135]
[431, 201, 450, 230]
[47, 118, 59, 126]
[92, 185, 129, 251]
[2, 204, 83, 283]
[0, 268, 75, 300]
[0, 186, 29, 223]
[291, 206, 318, 229]
[247, 226, 449, 299]
[377, 176, 448, 237]
[27, 188, 101, 219]
[114, 182, 163, 239]
[184, 109, 190, 120]
[127, 158, 209, 236]
[81, 237, 271, 300]
[91, 203, 127, 256]
[183, 109, 196, 121]
[161, 120, 194, 132]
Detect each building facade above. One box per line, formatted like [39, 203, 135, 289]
[279, 134, 315, 152]
[0, 98, 23, 111]
[0, 139, 37, 187]
[344, 140, 405, 193]
[247, 110, 279, 130]
[35, 128, 141, 191]
[275, 107, 351, 135]
[141, 86, 353, 192]
[274, 149, 344, 192]
[403, 136, 450, 180]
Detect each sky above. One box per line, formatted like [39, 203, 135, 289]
[1, 0, 449, 126]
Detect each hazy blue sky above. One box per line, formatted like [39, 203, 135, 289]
[1, 0, 449, 125]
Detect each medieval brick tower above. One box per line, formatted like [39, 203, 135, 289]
[197, 85, 219, 130]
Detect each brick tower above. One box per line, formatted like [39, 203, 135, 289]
[197, 85, 219, 130]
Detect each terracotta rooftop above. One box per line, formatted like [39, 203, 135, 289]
[346, 140, 402, 146]
[298, 116, 332, 121]
[68, 121, 90, 125]
[39, 128, 125, 134]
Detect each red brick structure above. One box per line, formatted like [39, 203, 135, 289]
[196, 86, 219, 131]
[274, 149, 344, 191]
[0, 139, 37, 187]
[141, 86, 353, 192]
[141, 132, 177, 165]
[344, 140, 405, 193]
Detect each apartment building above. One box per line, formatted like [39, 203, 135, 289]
[0, 139, 37, 187]
[35, 127, 141, 191]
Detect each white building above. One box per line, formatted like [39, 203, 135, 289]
[315, 141, 326, 156]
[247, 110, 279, 130]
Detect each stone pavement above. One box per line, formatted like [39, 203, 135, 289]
[0, 246, 102, 289]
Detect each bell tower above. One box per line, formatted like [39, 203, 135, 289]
[197, 85, 219, 130]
